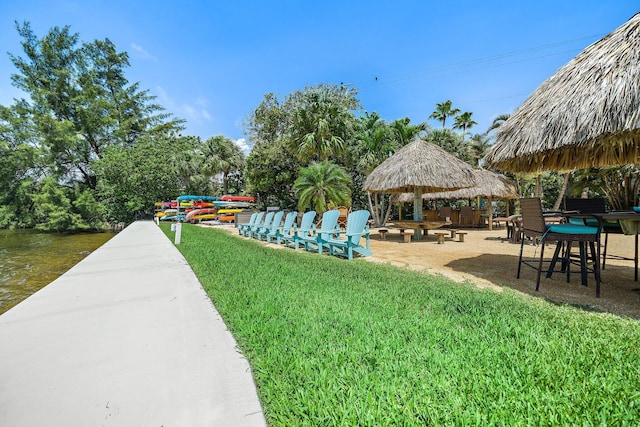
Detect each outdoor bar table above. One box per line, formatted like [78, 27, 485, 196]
[565, 211, 640, 283]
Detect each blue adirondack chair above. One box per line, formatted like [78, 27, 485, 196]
[247, 211, 266, 238]
[271, 211, 298, 244]
[300, 210, 340, 254]
[253, 211, 274, 239]
[283, 211, 316, 249]
[261, 211, 284, 242]
[327, 210, 372, 260]
[238, 212, 258, 236]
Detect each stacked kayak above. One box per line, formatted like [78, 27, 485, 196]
[156, 195, 256, 223]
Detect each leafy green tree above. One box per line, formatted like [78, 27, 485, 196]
[288, 84, 359, 163]
[32, 177, 88, 231]
[200, 135, 245, 195]
[0, 105, 44, 228]
[244, 92, 289, 146]
[293, 161, 351, 214]
[429, 100, 460, 128]
[94, 135, 194, 223]
[244, 92, 297, 208]
[8, 22, 183, 188]
[244, 138, 298, 210]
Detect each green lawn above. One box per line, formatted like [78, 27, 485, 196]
[161, 223, 640, 426]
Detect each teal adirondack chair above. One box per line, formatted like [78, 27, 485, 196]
[300, 209, 340, 254]
[253, 211, 274, 239]
[261, 211, 284, 242]
[238, 212, 258, 236]
[327, 210, 372, 260]
[283, 211, 316, 249]
[248, 211, 267, 238]
[271, 211, 298, 244]
[243, 211, 264, 237]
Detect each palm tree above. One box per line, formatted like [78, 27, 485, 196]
[389, 117, 428, 147]
[486, 113, 510, 134]
[293, 161, 351, 214]
[468, 133, 492, 167]
[288, 84, 358, 163]
[354, 112, 397, 173]
[452, 111, 477, 136]
[201, 135, 245, 195]
[426, 128, 469, 162]
[429, 100, 460, 128]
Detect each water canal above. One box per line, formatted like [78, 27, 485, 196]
[0, 229, 116, 315]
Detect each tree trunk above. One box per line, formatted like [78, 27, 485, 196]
[367, 192, 380, 226]
[552, 173, 571, 211]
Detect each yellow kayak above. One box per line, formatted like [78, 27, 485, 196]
[217, 208, 243, 214]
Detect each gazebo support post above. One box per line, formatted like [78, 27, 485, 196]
[488, 196, 494, 231]
[413, 187, 422, 240]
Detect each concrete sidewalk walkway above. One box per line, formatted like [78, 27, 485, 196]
[0, 221, 266, 426]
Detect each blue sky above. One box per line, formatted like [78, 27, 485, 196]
[0, 1, 638, 153]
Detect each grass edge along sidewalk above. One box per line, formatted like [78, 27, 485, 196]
[161, 223, 640, 426]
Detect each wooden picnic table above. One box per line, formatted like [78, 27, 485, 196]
[388, 220, 451, 241]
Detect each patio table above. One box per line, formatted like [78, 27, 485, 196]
[564, 211, 640, 283]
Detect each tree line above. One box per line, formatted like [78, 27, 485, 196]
[2, 23, 635, 232]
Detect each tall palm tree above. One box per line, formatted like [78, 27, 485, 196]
[452, 111, 477, 136]
[429, 100, 460, 128]
[293, 161, 351, 214]
[201, 135, 245, 195]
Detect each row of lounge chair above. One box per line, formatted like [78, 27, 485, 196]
[237, 209, 372, 260]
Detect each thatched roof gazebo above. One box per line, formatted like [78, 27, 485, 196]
[363, 138, 477, 237]
[485, 12, 640, 173]
[397, 169, 519, 230]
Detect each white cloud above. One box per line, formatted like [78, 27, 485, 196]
[131, 43, 155, 60]
[183, 103, 196, 116]
[235, 138, 251, 155]
[155, 86, 170, 105]
[154, 86, 213, 132]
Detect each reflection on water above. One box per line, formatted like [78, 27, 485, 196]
[0, 229, 116, 315]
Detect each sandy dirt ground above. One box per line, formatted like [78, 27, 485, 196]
[206, 222, 640, 320]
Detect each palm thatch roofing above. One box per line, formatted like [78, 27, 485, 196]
[485, 12, 640, 173]
[363, 138, 477, 193]
[396, 169, 519, 202]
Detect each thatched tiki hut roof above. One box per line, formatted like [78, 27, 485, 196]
[363, 138, 477, 194]
[397, 169, 519, 201]
[485, 12, 640, 173]
[364, 138, 477, 237]
[396, 169, 519, 229]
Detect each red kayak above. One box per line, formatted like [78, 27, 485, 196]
[220, 195, 257, 202]
[193, 201, 215, 208]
